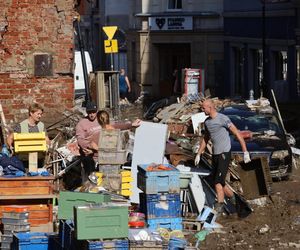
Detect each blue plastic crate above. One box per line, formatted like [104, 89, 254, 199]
[12, 232, 49, 250]
[147, 217, 182, 231]
[137, 164, 180, 194]
[139, 193, 181, 219]
[85, 239, 129, 249]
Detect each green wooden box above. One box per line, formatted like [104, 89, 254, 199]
[74, 203, 128, 240]
[58, 191, 111, 220]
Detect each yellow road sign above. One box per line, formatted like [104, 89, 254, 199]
[102, 26, 117, 40]
[104, 39, 118, 53]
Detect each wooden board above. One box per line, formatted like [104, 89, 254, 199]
[0, 176, 54, 196]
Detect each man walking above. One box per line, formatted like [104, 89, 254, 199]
[195, 99, 251, 213]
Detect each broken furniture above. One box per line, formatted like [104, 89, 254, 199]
[14, 132, 47, 172]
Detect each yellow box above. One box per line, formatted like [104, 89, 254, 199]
[95, 172, 103, 186]
[14, 132, 47, 153]
[120, 189, 132, 197]
[121, 171, 131, 177]
[122, 177, 133, 183]
[121, 183, 132, 189]
[14, 140, 47, 152]
[14, 132, 46, 140]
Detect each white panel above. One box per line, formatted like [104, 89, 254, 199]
[130, 121, 168, 203]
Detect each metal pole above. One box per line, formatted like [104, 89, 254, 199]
[261, 1, 268, 98]
[110, 53, 114, 71]
[271, 89, 287, 134]
[75, 18, 91, 103]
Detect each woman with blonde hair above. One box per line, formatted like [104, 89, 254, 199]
[89, 110, 141, 151]
[96, 110, 114, 129]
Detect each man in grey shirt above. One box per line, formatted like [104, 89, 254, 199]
[195, 99, 251, 213]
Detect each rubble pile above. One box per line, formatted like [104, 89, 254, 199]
[0, 95, 299, 249]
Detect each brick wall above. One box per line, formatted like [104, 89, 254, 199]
[0, 0, 77, 126]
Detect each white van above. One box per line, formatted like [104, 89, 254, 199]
[74, 51, 93, 98]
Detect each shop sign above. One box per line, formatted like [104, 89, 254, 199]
[149, 16, 193, 31]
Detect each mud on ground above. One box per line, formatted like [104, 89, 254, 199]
[201, 164, 300, 250]
[120, 101, 300, 249]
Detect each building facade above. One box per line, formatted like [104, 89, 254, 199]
[127, 0, 224, 98]
[223, 0, 300, 101]
[0, 0, 76, 124]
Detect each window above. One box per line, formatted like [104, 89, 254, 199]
[234, 47, 245, 96]
[274, 51, 287, 81]
[168, 0, 182, 10]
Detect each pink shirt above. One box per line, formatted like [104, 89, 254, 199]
[75, 117, 101, 151]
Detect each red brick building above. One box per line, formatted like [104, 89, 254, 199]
[0, 0, 77, 125]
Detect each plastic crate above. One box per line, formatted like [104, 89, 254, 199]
[12, 232, 49, 250]
[129, 240, 167, 250]
[147, 217, 182, 231]
[1, 234, 13, 242]
[2, 218, 29, 225]
[98, 165, 120, 174]
[137, 164, 180, 194]
[3, 223, 30, 232]
[98, 150, 127, 165]
[98, 129, 121, 150]
[2, 206, 28, 213]
[179, 173, 193, 189]
[58, 191, 111, 220]
[74, 203, 129, 240]
[84, 239, 129, 250]
[2, 212, 29, 220]
[1, 234, 13, 249]
[139, 193, 181, 219]
[1, 241, 12, 249]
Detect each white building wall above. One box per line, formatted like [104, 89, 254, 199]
[141, 0, 223, 13]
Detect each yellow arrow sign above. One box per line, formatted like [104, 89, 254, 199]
[104, 39, 118, 53]
[102, 26, 117, 40]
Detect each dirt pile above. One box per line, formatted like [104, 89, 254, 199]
[202, 166, 300, 250]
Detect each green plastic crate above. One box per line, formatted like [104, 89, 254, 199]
[74, 203, 129, 240]
[58, 191, 111, 220]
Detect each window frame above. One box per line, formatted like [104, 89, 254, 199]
[167, 0, 183, 11]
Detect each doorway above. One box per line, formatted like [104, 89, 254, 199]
[156, 43, 191, 97]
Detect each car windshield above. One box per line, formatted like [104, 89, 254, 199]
[227, 113, 284, 135]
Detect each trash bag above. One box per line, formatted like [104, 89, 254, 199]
[0, 154, 25, 174]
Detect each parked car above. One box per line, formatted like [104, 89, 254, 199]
[220, 104, 292, 180]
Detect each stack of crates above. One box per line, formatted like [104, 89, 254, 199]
[119, 170, 133, 197]
[97, 129, 133, 197]
[97, 167, 133, 197]
[1, 206, 30, 249]
[137, 164, 182, 231]
[97, 129, 128, 165]
[57, 191, 129, 249]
